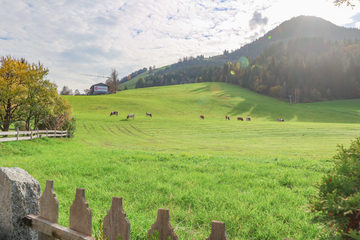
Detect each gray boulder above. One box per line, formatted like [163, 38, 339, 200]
[0, 167, 40, 240]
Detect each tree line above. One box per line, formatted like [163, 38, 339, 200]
[136, 37, 360, 103]
[0, 56, 75, 135]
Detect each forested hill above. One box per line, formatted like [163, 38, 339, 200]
[152, 15, 360, 72]
[226, 15, 360, 61]
[135, 38, 360, 102]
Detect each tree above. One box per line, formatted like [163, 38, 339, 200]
[0, 55, 75, 132]
[74, 89, 81, 95]
[60, 86, 72, 95]
[84, 89, 90, 95]
[334, 0, 356, 7]
[0, 56, 32, 131]
[106, 69, 120, 93]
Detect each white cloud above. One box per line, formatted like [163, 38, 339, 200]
[0, 0, 360, 93]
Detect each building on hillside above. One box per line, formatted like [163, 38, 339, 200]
[89, 83, 109, 95]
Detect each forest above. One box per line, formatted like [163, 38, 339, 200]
[136, 37, 360, 103]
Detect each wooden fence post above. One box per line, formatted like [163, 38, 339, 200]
[54, 128, 56, 138]
[148, 208, 178, 240]
[46, 128, 48, 137]
[39, 180, 59, 240]
[37, 128, 39, 139]
[69, 188, 92, 237]
[103, 197, 131, 240]
[16, 127, 19, 141]
[206, 221, 229, 240]
[30, 128, 33, 140]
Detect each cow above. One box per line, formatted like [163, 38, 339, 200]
[277, 118, 285, 122]
[237, 117, 243, 121]
[127, 114, 135, 120]
[110, 111, 118, 116]
[225, 116, 230, 120]
[246, 117, 251, 121]
[200, 115, 204, 119]
[146, 112, 152, 117]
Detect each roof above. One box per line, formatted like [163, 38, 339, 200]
[90, 83, 109, 88]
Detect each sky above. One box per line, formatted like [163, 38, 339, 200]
[1, 0, 360, 93]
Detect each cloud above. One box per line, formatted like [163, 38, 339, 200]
[0, 0, 359, 93]
[249, 11, 268, 30]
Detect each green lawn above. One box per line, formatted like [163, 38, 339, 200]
[1, 82, 360, 239]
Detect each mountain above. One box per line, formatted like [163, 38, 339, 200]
[227, 15, 360, 61]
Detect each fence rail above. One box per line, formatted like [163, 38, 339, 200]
[0, 129, 68, 142]
[23, 180, 229, 240]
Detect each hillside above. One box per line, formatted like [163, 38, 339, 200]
[3, 82, 360, 239]
[227, 15, 360, 61]
[71, 82, 360, 123]
[134, 15, 360, 73]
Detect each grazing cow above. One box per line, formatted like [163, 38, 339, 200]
[225, 116, 230, 120]
[200, 115, 204, 119]
[127, 114, 135, 120]
[237, 117, 243, 121]
[277, 118, 285, 122]
[246, 117, 251, 121]
[110, 111, 118, 116]
[146, 112, 152, 117]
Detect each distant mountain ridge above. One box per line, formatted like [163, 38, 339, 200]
[122, 15, 360, 90]
[227, 15, 360, 60]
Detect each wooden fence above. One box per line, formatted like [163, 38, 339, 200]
[22, 180, 229, 240]
[0, 129, 68, 142]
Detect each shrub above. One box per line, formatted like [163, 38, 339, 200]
[37, 115, 76, 138]
[310, 138, 360, 239]
[14, 121, 26, 131]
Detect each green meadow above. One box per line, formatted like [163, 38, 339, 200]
[1, 82, 360, 239]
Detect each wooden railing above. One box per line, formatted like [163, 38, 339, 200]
[23, 180, 229, 240]
[0, 129, 68, 142]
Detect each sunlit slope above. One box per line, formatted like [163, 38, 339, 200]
[66, 82, 360, 123]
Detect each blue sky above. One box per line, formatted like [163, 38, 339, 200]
[1, 0, 360, 93]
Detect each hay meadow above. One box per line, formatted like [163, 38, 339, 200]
[1, 82, 360, 239]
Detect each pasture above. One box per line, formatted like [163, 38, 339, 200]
[1, 82, 360, 239]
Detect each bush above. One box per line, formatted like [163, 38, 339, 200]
[14, 121, 26, 131]
[37, 115, 76, 138]
[310, 138, 360, 239]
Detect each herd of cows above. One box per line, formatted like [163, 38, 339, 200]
[110, 111, 285, 122]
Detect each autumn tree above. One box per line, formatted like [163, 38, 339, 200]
[0, 55, 75, 132]
[334, 0, 356, 7]
[0, 56, 30, 131]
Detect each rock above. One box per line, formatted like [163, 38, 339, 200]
[0, 167, 41, 240]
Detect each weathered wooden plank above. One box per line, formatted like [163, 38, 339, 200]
[148, 209, 178, 240]
[0, 130, 67, 136]
[39, 180, 59, 240]
[0, 137, 18, 142]
[206, 221, 229, 240]
[23, 215, 94, 240]
[70, 189, 92, 237]
[103, 197, 131, 240]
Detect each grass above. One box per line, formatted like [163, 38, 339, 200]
[1, 82, 360, 239]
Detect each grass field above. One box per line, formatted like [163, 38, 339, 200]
[1, 82, 360, 239]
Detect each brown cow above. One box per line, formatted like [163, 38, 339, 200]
[110, 111, 118, 116]
[200, 115, 204, 119]
[225, 116, 230, 120]
[237, 117, 243, 121]
[277, 118, 285, 122]
[146, 112, 152, 117]
[246, 117, 251, 121]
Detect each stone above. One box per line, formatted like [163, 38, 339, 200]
[0, 167, 41, 240]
